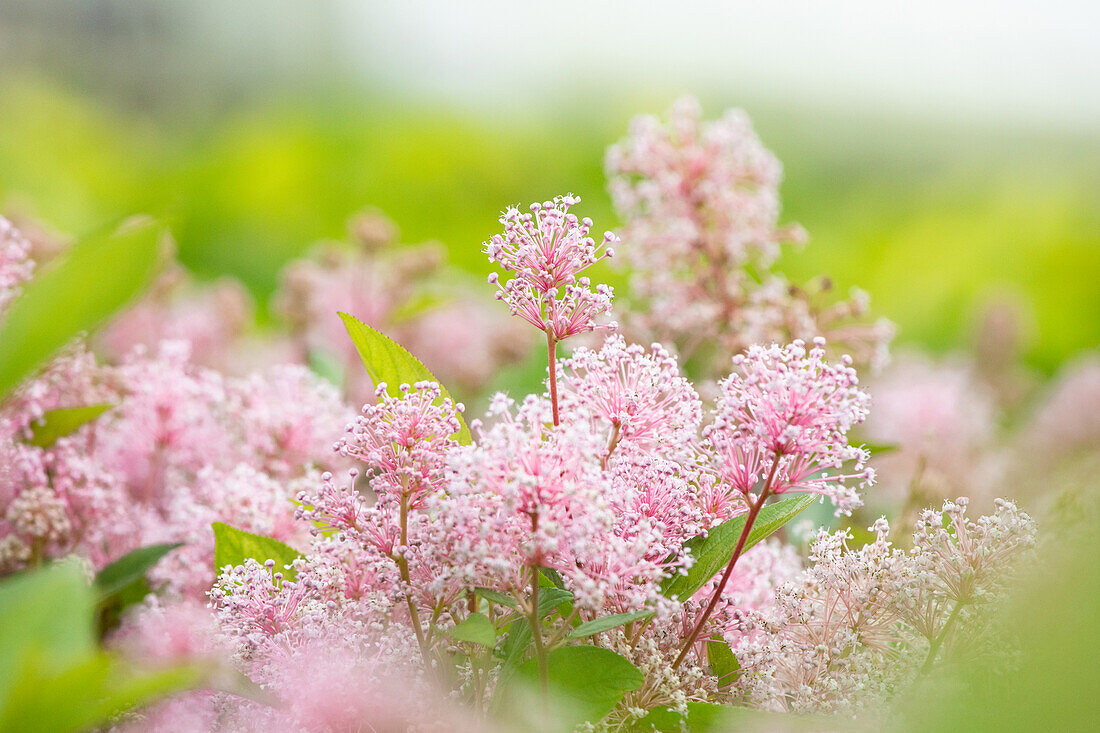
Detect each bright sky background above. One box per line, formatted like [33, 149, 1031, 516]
[336, 0, 1099, 131]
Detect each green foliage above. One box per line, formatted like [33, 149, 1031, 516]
[338, 312, 472, 443]
[94, 543, 181, 599]
[0, 563, 194, 733]
[445, 612, 497, 648]
[636, 702, 736, 732]
[212, 522, 302, 579]
[93, 542, 182, 636]
[536, 587, 574, 618]
[661, 494, 817, 602]
[25, 404, 113, 448]
[516, 646, 644, 729]
[0, 216, 163, 400]
[2, 79, 1097, 370]
[568, 610, 655, 640]
[475, 587, 518, 609]
[0, 217, 164, 400]
[706, 637, 740, 686]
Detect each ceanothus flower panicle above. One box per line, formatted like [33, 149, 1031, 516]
[485, 194, 617, 341]
[706, 338, 873, 515]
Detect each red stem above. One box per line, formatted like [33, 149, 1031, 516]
[546, 331, 559, 426]
[672, 457, 781, 669]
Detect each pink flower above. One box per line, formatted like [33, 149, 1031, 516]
[705, 339, 873, 515]
[0, 216, 34, 314]
[560, 335, 702, 461]
[486, 194, 618, 340]
[98, 266, 253, 370]
[335, 381, 463, 510]
[606, 97, 891, 376]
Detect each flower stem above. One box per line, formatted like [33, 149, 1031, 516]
[672, 458, 781, 669]
[546, 332, 560, 426]
[601, 422, 622, 469]
[397, 491, 430, 666]
[527, 511, 550, 698]
[529, 562, 550, 697]
[921, 598, 966, 674]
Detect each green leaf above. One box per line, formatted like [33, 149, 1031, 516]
[1, 653, 196, 733]
[491, 616, 533, 708]
[307, 348, 345, 387]
[0, 563, 196, 732]
[516, 646, 643, 728]
[445, 612, 497, 648]
[661, 494, 817, 601]
[475, 587, 518, 609]
[0, 218, 165, 400]
[863, 442, 900, 455]
[539, 567, 566, 589]
[568, 610, 655, 639]
[0, 562, 95, 698]
[94, 542, 182, 601]
[637, 701, 738, 732]
[706, 637, 740, 685]
[338, 312, 472, 444]
[212, 522, 302, 580]
[537, 586, 574, 618]
[26, 404, 113, 448]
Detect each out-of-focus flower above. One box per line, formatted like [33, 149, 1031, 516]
[607, 97, 892, 376]
[98, 265, 253, 371]
[1018, 352, 1100, 480]
[862, 352, 1000, 511]
[0, 215, 34, 314]
[734, 499, 1036, 715]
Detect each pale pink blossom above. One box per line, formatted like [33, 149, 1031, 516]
[606, 97, 892, 375]
[0, 215, 34, 314]
[486, 194, 618, 340]
[705, 339, 873, 515]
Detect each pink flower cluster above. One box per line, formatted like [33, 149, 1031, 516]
[862, 352, 1000, 510]
[0, 215, 34, 314]
[0, 99, 1057, 730]
[486, 194, 617, 341]
[277, 210, 530, 404]
[734, 498, 1036, 715]
[0, 339, 351, 595]
[607, 97, 894, 376]
[706, 339, 873, 516]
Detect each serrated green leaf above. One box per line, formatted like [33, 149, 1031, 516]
[661, 494, 817, 601]
[706, 637, 740, 685]
[0, 218, 165, 401]
[26, 404, 113, 448]
[539, 567, 566, 589]
[568, 610, 655, 639]
[516, 646, 643, 728]
[94, 542, 182, 601]
[537, 586, 574, 618]
[338, 312, 472, 444]
[475, 587, 518, 609]
[212, 522, 302, 580]
[445, 612, 497, 647]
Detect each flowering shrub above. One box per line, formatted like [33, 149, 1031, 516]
[0, 98, 1072, 733]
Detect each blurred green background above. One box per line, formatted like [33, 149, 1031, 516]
[1, 0, 1097, 373]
